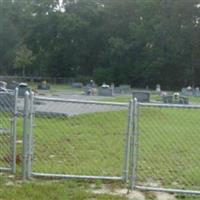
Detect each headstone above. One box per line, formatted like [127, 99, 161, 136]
[0, 81, 7, 89]
[89, 80, 96, 88]
[71, 82, 83, 88]
[119, 85, 131, 94]
[181, 88, 193, 96]
[163, 94, 189, 104]
[195, 87, 200, 96]
[156, 84, 161, 92]
[163, 95, 173, 103]
[195, 87, 199, 92]
[113, 85, 131, 94]
[101, 83, 110, 88]
[114, 87, 121, 94]
[98, 87, 113, 96]
[83, 80, 97, 95]
[132, 91, 150, 102]
[38, 80, 51, 90]
[182, 86, 200, 97]
[18, 83, 29, 97]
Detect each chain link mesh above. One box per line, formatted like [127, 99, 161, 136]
[0, 92, 15, 171]
[31, 97, 129, 178]
[136, 104, 200, 191]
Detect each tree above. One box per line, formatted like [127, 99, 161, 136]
[0, 0, 199, 89]
[14, 45, 35, 76]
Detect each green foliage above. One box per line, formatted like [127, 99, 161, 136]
[0, 0, 199, 89]
[94, 68, 112, 85]
[14, 45, 35, 76]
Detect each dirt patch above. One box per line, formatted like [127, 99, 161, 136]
[90, 184, 178, 200]
[90, 184, 145, 200]
[156, 192, 177, 200]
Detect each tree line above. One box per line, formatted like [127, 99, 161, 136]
[0, 0, 199, 89]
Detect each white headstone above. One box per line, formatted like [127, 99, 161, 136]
[156, 84, 161, 92]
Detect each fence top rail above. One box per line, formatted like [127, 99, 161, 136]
[34, 96, 129, 107]
[0, 90, 15, 96]
[138, 102, 200, 109]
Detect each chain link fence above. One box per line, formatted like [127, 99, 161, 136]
[22, 94, 130, 181]
[0, 90, 18, 173]
[130, 101, 200, 195]
[3, 90, 200, 195]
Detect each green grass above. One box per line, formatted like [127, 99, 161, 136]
[137, 107, 200, 190]
[0, 178, 128, 200]
[30, 107, 200, 192]
[32, 111, 127, 176]
[1, 106, 200, 199]
[188, 96, 200, 104]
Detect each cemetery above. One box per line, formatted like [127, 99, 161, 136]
[0, 0, 200, 199]
[1, 80, 200, 200]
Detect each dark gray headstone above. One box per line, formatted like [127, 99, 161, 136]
[114, 87, 121, 94]
[132, 91, 150, 102]
[181, 88, 193, 96]
[71, 82, 83, 88]
[98, 87, 113, 96]
[163, 95, 189, 104]
[18, 83, 29, 97]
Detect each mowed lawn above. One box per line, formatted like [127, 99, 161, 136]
[137, 107, 200, 190]
[21, 107, 200, 190]
[0, 177, 128, 200]
[32, 110, 128, 177]
[1, 107, 200, 199]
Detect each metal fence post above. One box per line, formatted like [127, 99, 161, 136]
[130, 98, 139, 190]
[22, 91, 30, 180]
[123, 100, 133, 183]
[11, 88, 18, 174]
[27, 91, 34, 179]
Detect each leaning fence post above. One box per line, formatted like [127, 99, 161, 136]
[123, 100, 133, 183]
[11, 87, 18, 174]
[27, 91, 34, 179]
[22, 91, 30, 180]
[130, 98, 139, 190]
